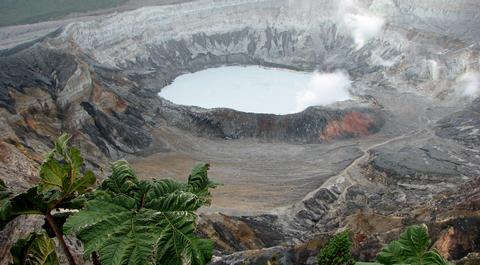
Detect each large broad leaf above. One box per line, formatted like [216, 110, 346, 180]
[72, 170, 96, 195]
[0, 133, 95, 231]
[376, 241, 407, 265]
[64, 197, 157, 264]
[375, 225, 450, 265]
[424, 251, 452, 265]
[187, 163, 218, 205]
[154, 211, 213, 265]
[0, 187, 48, 230]
[100, 160, 141, 197]
[11, 232, 59, 265]
[64, 160, 216, 265]
[397, 224, 431, 264]
[39, 134, 95, 206]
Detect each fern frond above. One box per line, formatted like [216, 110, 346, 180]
[101, 160, 140, 196]
[65, 160, 216, 265]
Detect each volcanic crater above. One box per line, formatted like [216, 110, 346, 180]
[1, 0, 480, 264]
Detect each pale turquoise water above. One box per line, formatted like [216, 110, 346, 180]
[159, 66, 351, 115]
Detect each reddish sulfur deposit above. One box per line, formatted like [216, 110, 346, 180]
[321, 112, 375, 140]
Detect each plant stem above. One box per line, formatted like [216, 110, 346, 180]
[92, 252, 101, 265]
[46, 213, 77, 265]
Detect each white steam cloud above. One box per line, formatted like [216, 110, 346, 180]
[344, 14, 385, 49]
[295, 72, 352, 112]
[338, 0, 385, 50]
[457, 72, 480, 98]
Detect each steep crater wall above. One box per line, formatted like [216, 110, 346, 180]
[1, 1, 480, 264]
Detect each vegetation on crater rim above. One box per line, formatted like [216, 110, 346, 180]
[0, 134, 453, 265]
[0, 134, 218, 265]
[318, 225, 451, 265]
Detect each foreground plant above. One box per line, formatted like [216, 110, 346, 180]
[64, 160, 218, 265]
[318, 230, 355, 265]
[0, 134, 96, 265]
[10, 232, 59, 265]
[0, 134, 217, 265]
[356, 224, 451, 265]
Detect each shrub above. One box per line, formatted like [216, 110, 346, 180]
[0, 134, 217, 265]
[0, 134, 96, 265]
[356, 224, 451, 265]
[318, 230, 355, 265]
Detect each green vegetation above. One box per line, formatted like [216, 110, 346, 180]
[11, 232, 59, 265]
[0, 134, 216, 265]
[0, 134, 96, 265]
[318, 225, 452, 265]
[0, 0, 127, 27]
[64, 160, 217, 265]
[0, 134, 452, 265]
[318, 230, 355, 265]
[357, 224, 451, 265]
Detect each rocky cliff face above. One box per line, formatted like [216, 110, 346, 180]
[1, 0, 480, 264]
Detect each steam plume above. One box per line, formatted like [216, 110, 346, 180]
[295, 72, 352, 112]
[338, 0, 385, 50]
[457, 72, 480, 98]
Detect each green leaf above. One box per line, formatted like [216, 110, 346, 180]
[11, 232, 59, 265]
[154, 212, 213, 265]
[187, 163, 219, 205]
[38, 133, 96, 207]
[149, 179, 185, 198]
[398, 224, 430, 264]
[424, 250, 451, 265]
[146, 190, 204, 212]
[64, 197, 151, 262]
[0, 187, 49, 229]
[65, 160, 215, 265]
[73, 170, 96, 195]
[0, 133, 96, 233]
[10, 187, 49, 215]
[100, 160, 140, 196]
[377, 241, 405, 265]
[39, 158, 67, 193]
[188, 163, 211, 192]
[375, 225, 451, 265]
[53, 133, 71, 156]
[61, 147, 84, 192]
[10, 232, 34, 265]
[56, 195, 88, 210]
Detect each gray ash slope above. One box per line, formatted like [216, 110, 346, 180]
[0, 0, 480, 264]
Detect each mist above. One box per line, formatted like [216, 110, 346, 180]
[338, 0, 385, 49]
[457, 72, 480, 98]
[295, 71, 352, 112]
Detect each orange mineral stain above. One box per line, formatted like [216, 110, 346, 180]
[321, 112, 374, 140]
